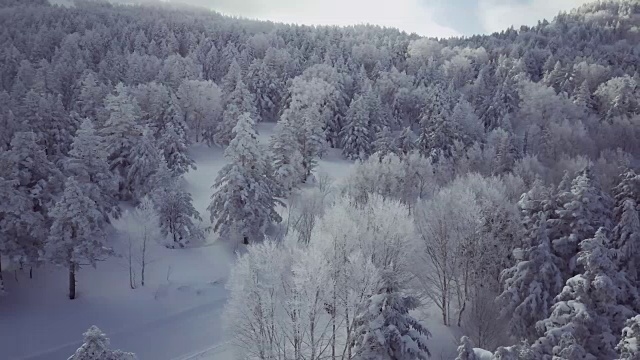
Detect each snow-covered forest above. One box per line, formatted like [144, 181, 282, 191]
[1, 0, 640, 359]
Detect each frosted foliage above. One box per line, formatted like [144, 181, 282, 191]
[352, 271, 431, 360]
[68, 326, 137, 360]
[456, 336, 479, 360]
[45, 178, 112, 270]
[618, 315, 640, 360]
[208, 113, 282, 244]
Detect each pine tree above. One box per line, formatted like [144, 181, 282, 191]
[66, 119, 119, 222]
[372, 126, 394, 158]
[208, 113, 283, 244]
[617, 315, 640, 360]
[455, 336, 479, 360]
[45, 178, 113, 299]
[417, 84, 456, 158]
[612, 169, 640, 285]
[101, 83, 142, 198]
[215, 78, 257, 146]
[549, 168, 613, 276]
[270, 115, 304, 194]
[352, 271, 431, 360]
[395, 127, 417, 156]
[68, 326, 137, 360]
[159, 122, 195, 176]
[498, 217, 564, 342]
[126, 127, 161, 200]
[153, 178, 204, 249]
[342, 94, 372, 161]
[534, 228, 634, 359]
[0, 131, 61, 267]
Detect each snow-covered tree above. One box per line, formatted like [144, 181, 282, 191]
[550, 167, 613, 276]
[45, 178, 113, 299]
[417, 84, 456, 158]
[498, 217, 564, 342]
[126, 127, 161, 200]
[158, 122, 195, 176]
[208, 113, 283, 244]
[0, 131, 60, 267]
[215, 78, 257, 146]
[534, 228, 634, 359]
[395, 127, 417, 156]
[66, 119, 119, 222]
[153, 178, 204, 248]
[101, 83, 142, 198]
[341, 94, 372, 160]
[269, 115, 305, 194]
[372, 126, 394, 158]
[617, 315, 640, 360]
[176, 79, 223, 144]
[67, 325, 137, 360]
[456, 336, 479, 360]
[352, 270, 431, 360]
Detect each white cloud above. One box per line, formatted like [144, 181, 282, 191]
[166, 0, 460, 38]
[477, 0, 592, 34]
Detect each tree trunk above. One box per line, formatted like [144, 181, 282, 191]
[141, 232, 147, 287]
[69, 265, 76, 300]
[0, 255, 4, 294]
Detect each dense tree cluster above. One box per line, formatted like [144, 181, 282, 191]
[0, 0, 639, 357]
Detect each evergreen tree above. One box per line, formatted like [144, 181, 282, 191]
[342, 94, 372, 161]
[0, 132, 60, 267]
[153, 178, 204, 249]
[352, 270, 431, 360]
[617, 315, 640, 360]
[612, 169, 640, 285]
[45, 178, 113, 299]
[215, 78, 257, 146]
[534, 229, 634, 359]
[68, 326, 137, 360]
[395, 127, 417, 156]
[66, 119, 119, 222]
[101, 83, 142, 198]
[372, 126, 394, 158]
[455, 336, 479, 360]
[158, 122, 195, 176]
[208, 113, 283, 244]
[269, 115, 304, 194]
[549, 168, 613, 276]
[126, 127, 161, 200]
[498, 217, 564, 342]
[417, 84, 456, 158]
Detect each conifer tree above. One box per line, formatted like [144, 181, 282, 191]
[352, 270, 431, 360]
[455, 336, 479, 360]
[617, 315, 640, 360]
[153, 177, 204, 248]
[208, 113, 283, 244]
[534, 229, 634, 359]
[45, 178, 113, 299]
[68, 326, 137, 360]
[66, 119, 119, 222]
[101, 83, 142, 198]
[342, 94, 372, 160]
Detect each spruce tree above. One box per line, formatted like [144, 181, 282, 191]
[342, 94, 372, 160]
[45, 178, 113, 299]
[66, 119, 119, 222]
[68, 326, 137, 360]
[352, 271, 431, 360]
[208, 113, 283, 244]
[153, 177, 204, 249]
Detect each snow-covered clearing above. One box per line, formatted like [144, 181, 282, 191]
[0, 123, 458, 360]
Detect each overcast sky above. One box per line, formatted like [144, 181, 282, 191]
[155, 0, 592, 37]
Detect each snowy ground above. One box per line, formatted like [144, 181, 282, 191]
[0, 123, 458, 360]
